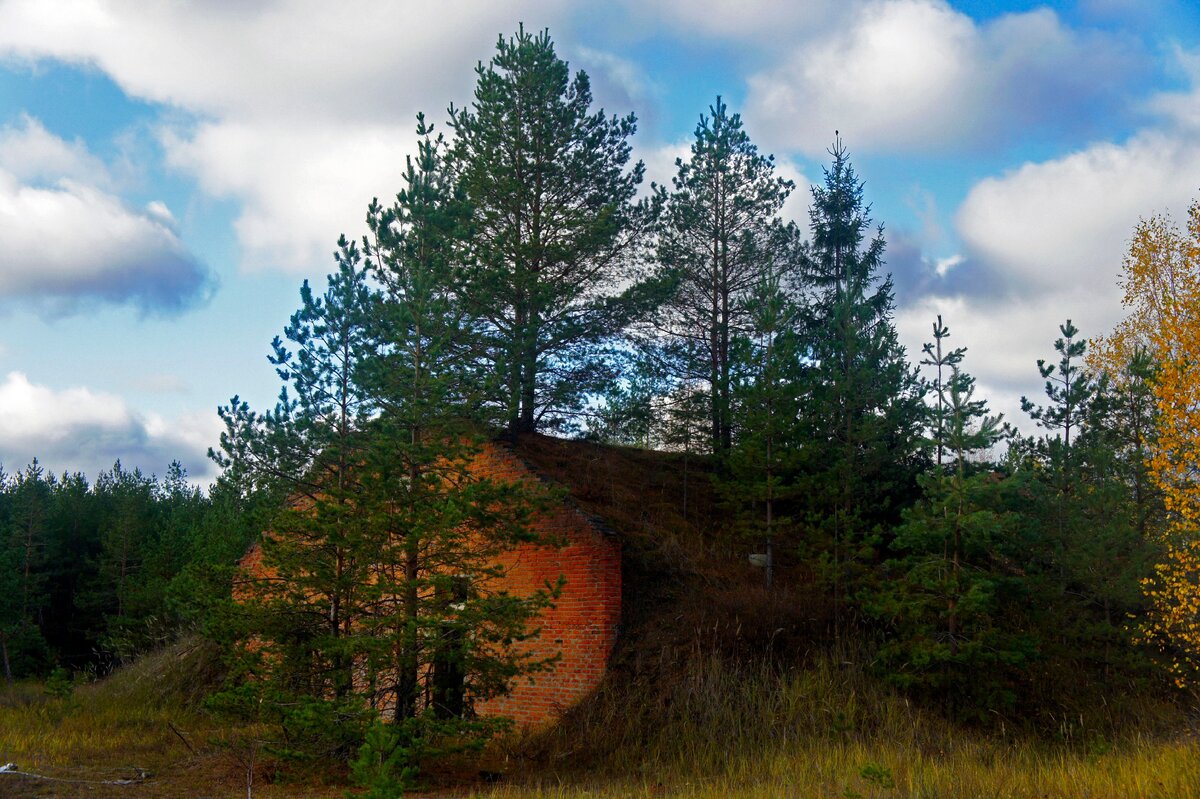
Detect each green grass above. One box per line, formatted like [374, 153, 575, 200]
[0, 640, 346, 798]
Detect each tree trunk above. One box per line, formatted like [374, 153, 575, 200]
[394, 539, 421, 722]
[519, 309, 539, 433]
[1, 631, 12, 685]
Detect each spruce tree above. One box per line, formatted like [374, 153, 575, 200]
[449, 26, 651, 434]
[798, 138, 924, 637]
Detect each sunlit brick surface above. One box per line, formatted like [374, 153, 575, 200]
[238, 441, 622, 729]
[470, 443, 621, 727]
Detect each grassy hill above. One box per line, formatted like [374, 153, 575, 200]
[2, 435, 1199, 798]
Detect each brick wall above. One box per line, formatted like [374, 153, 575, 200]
[470, 442, 622, 728]
[237, 440, 622, 729]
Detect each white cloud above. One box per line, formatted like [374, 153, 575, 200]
[956, 130, 1200, 299]
[0, 0, 572, 273]
[745, 0, 1137, 156]
[0, 116, 212, 313]
[897, 288, 1119, 436]
[0, 371, 220, 481]
[162, 120, 418, 271]
[904, 64, 1200, 434]
[0, 0, 565, 123]
[1147, 45, 1200, 132]
[574, 46, 654, 107]
[0, 114, 110, 186]
[934, 254, 962, 276]
[0, 168, 212, 314]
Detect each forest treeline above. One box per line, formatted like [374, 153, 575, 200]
[0, 460, 266, 680]
[2, 24, 1198, 792]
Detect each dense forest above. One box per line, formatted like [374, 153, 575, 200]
[3, 25, 1200, 794]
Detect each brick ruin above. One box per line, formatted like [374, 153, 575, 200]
[239, 440, 622, 728]
[471, 441, 622, 726]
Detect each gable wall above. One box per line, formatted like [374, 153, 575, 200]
[237, 441, 622, 728]
[471, 443, 621, 727]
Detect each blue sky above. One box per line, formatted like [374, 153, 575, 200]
[1, 0, 1198, 484]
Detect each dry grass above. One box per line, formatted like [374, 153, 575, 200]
[482, 651, 1200, 799]
[495, 434, 1200, 799]
[483, 740, 1200, 799]
[0, 641, 217, 770]
[5, 647, 1199, 798]
[0, 639, 347, 799]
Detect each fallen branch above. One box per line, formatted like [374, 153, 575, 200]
[168, 720, 197, 755]
[0, 763, 149, 786]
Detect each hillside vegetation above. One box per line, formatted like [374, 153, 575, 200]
[3, 435, 1199, 797]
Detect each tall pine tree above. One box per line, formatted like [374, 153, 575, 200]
[649, 96, 800, 456]
[449, 26, 652, 434]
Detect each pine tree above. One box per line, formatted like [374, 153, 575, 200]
[89, 461, 159, 661]
[1, 463, 53, 678]
[865, 320, 1021, 715]
[358, 116, 558, 738]
[449, 26, 652, 434]
[1019, 328, 1161, 687]
[216, 120, 560, 784]
[1021, 319, 1095, 492]
[212, 242, 384, 760]
[721, 265, 803, 587]
[649, 97, 800, 457]
[921, 315, 964, 470]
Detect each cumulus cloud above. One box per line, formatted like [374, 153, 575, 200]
[897, 89, 1200, 433]
[0, 116, 213, 314]
[895, 288, 1116, 437]
[745, 0, 1140, 156]
[0, 0, 573, 273]
[0, 169, 213, 315]
[161, 120, 418, 272]
[956, 129, 1200, 301]
[0, 114, 110, 186]
[0, 0, 567, 123]
[0, 371, 220, 482]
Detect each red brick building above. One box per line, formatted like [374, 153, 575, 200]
[472, 441, 622, 726]
[240, 440, 622, 729]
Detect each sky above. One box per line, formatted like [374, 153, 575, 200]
[1, 0, 1198, 485]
